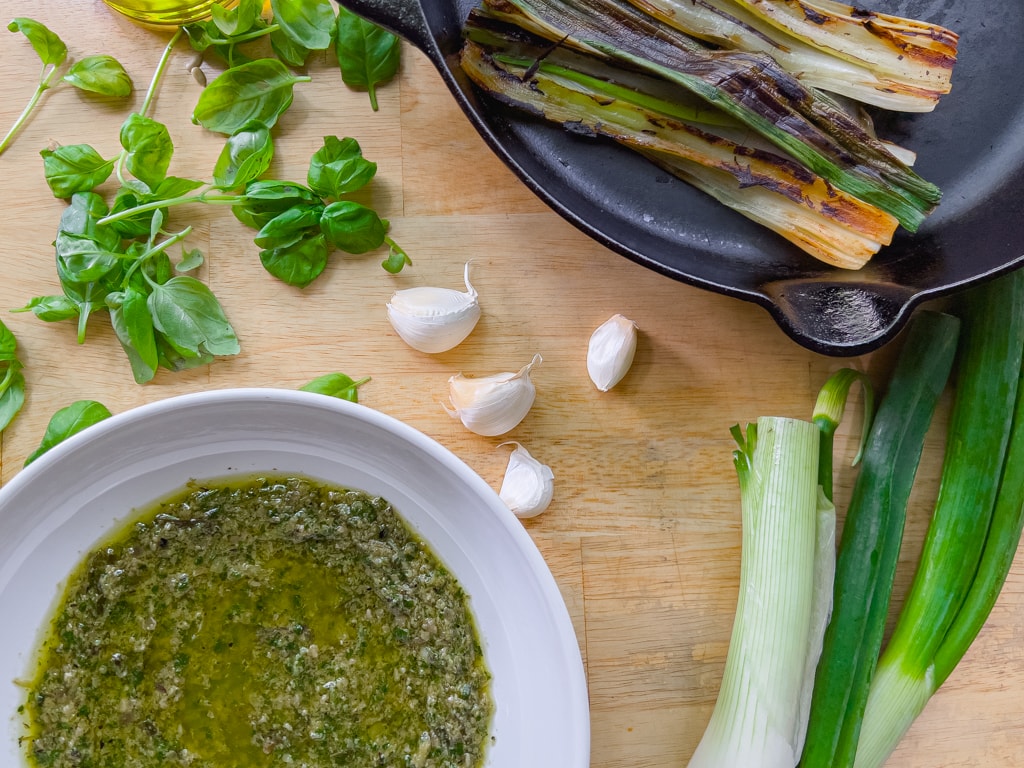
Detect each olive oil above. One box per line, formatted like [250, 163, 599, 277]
[102, 0, 238, 26]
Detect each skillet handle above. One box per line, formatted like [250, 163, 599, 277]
[762, 280, 918, 357]
[333, 0, 435, 53]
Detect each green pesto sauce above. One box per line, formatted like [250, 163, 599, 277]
[24, 476, 493, 768]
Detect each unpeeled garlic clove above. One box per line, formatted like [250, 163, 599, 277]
[445, 354, 542, 436]
[387, 262, 481, 353]
[498, 442, 554, 518]
[587, 314, 638, 391]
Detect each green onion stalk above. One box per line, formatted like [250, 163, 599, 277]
[799, 310, 961, 768]
[686, 369, 868, 768]
[851, 269, 1024, 768]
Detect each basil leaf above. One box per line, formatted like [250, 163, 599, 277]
[308, 136, 377, 199]
[0, 319, 24, 432]
[147, 208, 165, 248]
[381, 239, 412, 273]
[260, 233, 330, 287]
[182, 21, 217, 52]
[110, 287, 159, 384]
[335, 8, 400, 111]
[15, 295, 80, 322]
[213, 123, 274, 189]
[0, 319, 17, 361]
[7, 18, 67, 67]
[120, 178, 153, 196]
[59, 192, 121, 251]
[54, 275, 103, 317]
[109, 188, 157, 239]
[192, 59, 307, 135]
[58, 228, 126, 295]
[176, 247, 204, 273]
[270, 25, 310, 67]
[55, 231, 122, 283]
[147, 276, 240, 358]
[0, 366, 26, 434]
[242, 179, 321, 204]
[120, 113, 173, 189]
[148, 250, 175, 286]
[53, 273, 108, 343]
[254, 204, 324, 249]
[300, 372, 369, 402]
[51, 222, 122, 342]
[153, 175, 205, 199]
[63, 55, 133, 97]
[233, 180, 322, 229]
[319, 200, 386, 253]
[59, 191, 108, 231]
[41, 144, 115, 198]
[24, 400, 112, 466]
[271, 0, 335, 50]
[156, 334, 214, 372]
[211, 0, 262, 36]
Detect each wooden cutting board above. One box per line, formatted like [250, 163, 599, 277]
[0, 2, 1021, 765]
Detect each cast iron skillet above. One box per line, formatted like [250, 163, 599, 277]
[334, 0, 1024, 356]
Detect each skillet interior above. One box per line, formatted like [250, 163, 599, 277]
[336, 0, 1024, 355]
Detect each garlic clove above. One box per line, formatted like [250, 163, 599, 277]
[587, 313, 638, 391]
[498, 442, 554, 518]
[387, 262, 481, 353]
[445, 354, 542, 436]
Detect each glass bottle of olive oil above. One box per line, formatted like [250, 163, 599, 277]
[102, 0, 238, 26]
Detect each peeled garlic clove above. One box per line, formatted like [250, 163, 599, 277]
[587, 314, 638, 391]
[445, 354, 542, 436]
[499, 442, 554, 518]
[387, 262, 481, 353]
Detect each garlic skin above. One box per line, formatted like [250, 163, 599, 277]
[587, 314, 638, 391]
[387, 262, 481, 353]
[445, 354, 542, 436]
[499, 442, 555, 518]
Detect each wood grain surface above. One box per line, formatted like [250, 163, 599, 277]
[0, 2, 1021, 766]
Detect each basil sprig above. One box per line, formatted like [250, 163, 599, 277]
[99, 136, 410, 288]
[17, 195, 239, 384]
[17, 2, 407, 391]
[181, 0, 399, 111]
[232, 136, 405, 285]
[1, 19, 131, 156]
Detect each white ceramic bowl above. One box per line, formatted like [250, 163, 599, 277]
[0, 388, 589, 767]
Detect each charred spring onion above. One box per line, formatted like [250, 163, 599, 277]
[460, 33, 898, 268]
[626, 0, 955, 112]
[459, 0, 957, 268]
[730, 0, 958, 105]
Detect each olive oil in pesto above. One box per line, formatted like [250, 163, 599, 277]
[24, 476, 493, 768]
